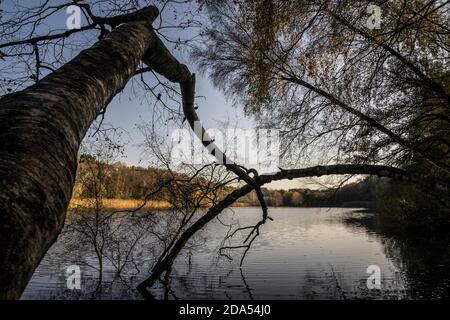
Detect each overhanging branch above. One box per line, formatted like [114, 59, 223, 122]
[135, 26, 449, 297]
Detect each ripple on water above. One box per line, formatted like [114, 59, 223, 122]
[22, 207, 446, 300]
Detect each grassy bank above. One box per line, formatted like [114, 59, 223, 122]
[69, 198, 259, 211]
[69, 198, 377, 211]
[69, 198, 172, 211]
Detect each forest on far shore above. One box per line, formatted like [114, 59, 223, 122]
[73, 154, 386, 208]
[74, 154, 449, 239]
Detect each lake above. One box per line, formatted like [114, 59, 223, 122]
[22, 207, 449, 299]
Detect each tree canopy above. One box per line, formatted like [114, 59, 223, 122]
[195, 0, 449, 174]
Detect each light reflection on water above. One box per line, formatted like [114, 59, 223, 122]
[21, 207, 448, 299]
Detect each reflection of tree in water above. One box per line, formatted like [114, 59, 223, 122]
[49, 213, 160, 299]
[380, 237, 450, 299]
[49, 130, 223, 300]
[151, 262, 255, 300]
[343, 213, 450, 299]
[29, 209, 447, 300]
[33, 207, 208, 300]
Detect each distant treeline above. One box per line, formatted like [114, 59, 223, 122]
[73, 155, 172, 200]
[73, 155, 449, 237]
[237, 178, 386, 208]
[73, 155, 383, 208]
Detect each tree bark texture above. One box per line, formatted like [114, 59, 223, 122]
[0, 7, 158, 299]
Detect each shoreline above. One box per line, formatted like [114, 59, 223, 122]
[69, 198, 371, 211]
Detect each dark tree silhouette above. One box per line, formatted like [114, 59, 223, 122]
[0, 4, 163, 300]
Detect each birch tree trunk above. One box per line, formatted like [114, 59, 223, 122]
[0, 7, 158, 299]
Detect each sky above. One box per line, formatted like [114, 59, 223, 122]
[102, 67, 253, 166]
[103, 66, 321, 190]
[101, 54, 304, 189]
[0, 0, 341, 190]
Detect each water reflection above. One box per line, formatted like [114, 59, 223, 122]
[22, 208, 449, 299]
[343, 212, 449, 299]
[381, 236, 449, 299]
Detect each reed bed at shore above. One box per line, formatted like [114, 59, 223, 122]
[69, 198, 172, 211]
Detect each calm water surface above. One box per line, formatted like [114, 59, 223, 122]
[22, 207, 449, 299]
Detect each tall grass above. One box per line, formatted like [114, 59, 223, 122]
[69, 198, 172, 211]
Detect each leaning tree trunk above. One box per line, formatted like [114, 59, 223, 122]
[0, 7, 159, 299]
